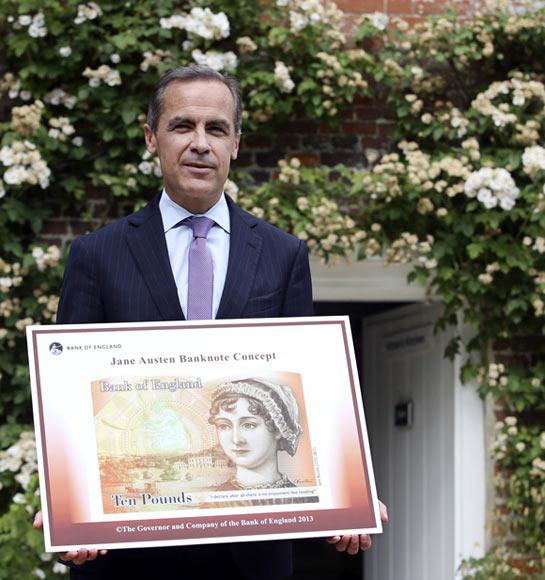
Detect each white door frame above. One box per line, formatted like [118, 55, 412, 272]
[310, 260, 486, 574]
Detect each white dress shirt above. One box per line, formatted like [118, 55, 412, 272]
[159, 190, 230, 319]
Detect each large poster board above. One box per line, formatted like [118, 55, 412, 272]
[27, 316, 381, 551]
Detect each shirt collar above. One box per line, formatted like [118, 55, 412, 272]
[159, 190, 230, 234]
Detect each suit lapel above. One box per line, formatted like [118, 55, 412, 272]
[125, 195, 185, 321]
[217, 197, 263, 319]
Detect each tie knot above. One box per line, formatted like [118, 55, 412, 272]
[185, 216, 215, 239]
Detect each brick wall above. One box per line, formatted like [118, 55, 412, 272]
[234, 98, 395, 181]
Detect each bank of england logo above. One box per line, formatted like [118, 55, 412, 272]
[49, 342, 63, 355]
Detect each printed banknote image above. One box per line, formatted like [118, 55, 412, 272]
[92, 372, 319, 514]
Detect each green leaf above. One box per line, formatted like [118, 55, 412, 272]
[467, 243, 483, 259]
[121, 107, 137, 125]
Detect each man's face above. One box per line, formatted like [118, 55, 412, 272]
[144, 79, 240, 214]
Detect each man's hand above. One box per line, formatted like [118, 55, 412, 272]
[326, 500, 388, 555]
[33, 511, 108, 565]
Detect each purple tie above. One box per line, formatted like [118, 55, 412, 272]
[185, 216, 215, 320]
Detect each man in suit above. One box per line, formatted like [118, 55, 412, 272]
[34, 66, 385, 578]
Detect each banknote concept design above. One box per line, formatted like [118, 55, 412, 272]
[94, 373, 319, 512]
[27, 317, 382, 551]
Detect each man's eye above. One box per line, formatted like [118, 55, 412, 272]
[209, 126, 226, 134]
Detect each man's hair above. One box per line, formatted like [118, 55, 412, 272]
[146, 65, 242, 134]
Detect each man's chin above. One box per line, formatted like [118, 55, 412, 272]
[165, 187, 222, 212]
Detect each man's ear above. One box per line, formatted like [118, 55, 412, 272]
[231, 132, 241, 161]
[144, 124, 157, 154]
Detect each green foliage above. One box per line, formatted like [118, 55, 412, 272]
[458, 548, 525, 579]
[491, 418, 545, 563]
[0, 430, 64, 578]
[0, 247, 65, 425]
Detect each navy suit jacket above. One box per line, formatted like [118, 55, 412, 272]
[57, 194, 313, 579]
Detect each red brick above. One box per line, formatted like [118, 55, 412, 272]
[42, 220, 68, 235]
[492, 338, 512, 351]
[340, 107, 356, 121]
[243, 134, 272, 148]
[274, 134, 300, 149]
[402, 14, 428, 26]
[232, 153, 252, 167]
[378, 122, 395, 137]
[352, 94, 375, 106]
[336, 0, 385, 13]
[285, 121, 319, 133]
[361, 136, 390, 148]
[495, 505, 509, 516]
[494, 354, 528, 366]
[39, 236, 64, 246]
[341, 121, 377, 135]
[494, 409, 510, 421]
[71, 220, 93, 235]
[387, 0, 414, 14]
[87, 186, 109, 200]
[354, 106, 393, 121]
[290, 153, 320, 167]
[322, 152, 364, 165]
[416, 0, 447, 15]
[318, 122, 338, 135]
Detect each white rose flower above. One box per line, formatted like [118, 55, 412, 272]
[464, 167, 519, 210]
[59, 46, 72, 57]
[274, 61, 295, 93]
[138, 161, 152, 175]
[191, 49, 237, 72]
[52, 562, 68, 574]
[368, 12, 389, 30]
[522, 145, 545, 176]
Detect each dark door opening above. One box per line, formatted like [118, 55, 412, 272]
[291, 301, 409, 580]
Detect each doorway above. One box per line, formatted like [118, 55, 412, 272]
[292, 300, 486, 580]
[291, 300, 409, 580]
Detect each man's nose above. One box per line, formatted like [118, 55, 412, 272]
[190, 127, 210, 153]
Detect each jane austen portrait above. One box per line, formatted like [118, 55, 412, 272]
[209, 378, 302, 490]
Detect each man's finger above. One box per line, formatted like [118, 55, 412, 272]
[61, 549, 94, 566]
[32, 511, 43, 529]
[60, 548, 108, 563]
[334, 535, 350, 552]
[73, 549, 90, 565]
[360, 534, 372, 550]
[346, 534, 359, 555]
[326, 536, 341, 544]
[379, 500, 389, 523]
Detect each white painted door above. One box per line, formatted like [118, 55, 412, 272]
[362, 302, 485, 580]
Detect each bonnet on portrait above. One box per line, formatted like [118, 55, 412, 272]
[210, 378, 303, 456]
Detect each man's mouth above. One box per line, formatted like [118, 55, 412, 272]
[183, 161, 215, 169]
